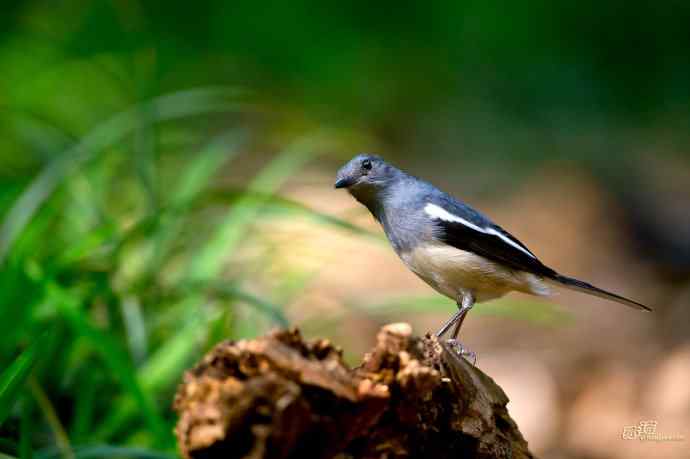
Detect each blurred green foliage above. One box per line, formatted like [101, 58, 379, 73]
[1, 1, 689, 457]
[0, 84, 364, 454]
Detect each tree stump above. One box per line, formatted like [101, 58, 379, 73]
[173, 323, 534, 459]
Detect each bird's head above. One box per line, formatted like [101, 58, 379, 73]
[334, 154, 399, 198]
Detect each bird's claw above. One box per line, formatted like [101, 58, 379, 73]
[445, 338, 477, 365]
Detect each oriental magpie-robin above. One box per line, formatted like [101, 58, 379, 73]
[335, 154, 651, 363]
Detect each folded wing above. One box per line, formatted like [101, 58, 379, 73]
[424, 202, 556, 277]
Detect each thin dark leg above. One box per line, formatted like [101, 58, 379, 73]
[450, 310, 468, 340]
[435, 310, 463, 338]
[435, 292, 475, 338]
[450, 292, 474, 340]
[439, 292, 477, 365]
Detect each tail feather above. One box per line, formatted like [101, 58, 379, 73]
[547, 273, 652, 311]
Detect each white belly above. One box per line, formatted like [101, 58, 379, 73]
[400, 243, 549, 303]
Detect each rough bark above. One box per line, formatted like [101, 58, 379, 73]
[173, 323, 534, 459]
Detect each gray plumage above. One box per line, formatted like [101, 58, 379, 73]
[335, 153, 651, 311]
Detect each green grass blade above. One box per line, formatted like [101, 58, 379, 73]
[0, 87, 246, 263]
[357, 295, 573, 326]
[0, 333, 48, 426]
[186, 134, 325, 282]
[27, 378, 73, 459]
[19, 396, 32, 459]
[47, 283, 170, 445]
[147, 132, 246, 273]
[35, 445, 175, 459]
[204, 282, 288, 327]
[304, 295, 573, 335]
[202, 188, 382, 240]
[137, 302, 210, 392]
[120, 297, 148, 365]
[93, 297, 211, 442]
[68, 374, 97, 444]
[171, 134, 246, 206]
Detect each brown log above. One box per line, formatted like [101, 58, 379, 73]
[173, 323, 534, 459]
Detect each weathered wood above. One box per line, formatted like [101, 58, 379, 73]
[173, 323, 534, 459]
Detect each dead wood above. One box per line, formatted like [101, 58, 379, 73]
[173, 323, 534, 459]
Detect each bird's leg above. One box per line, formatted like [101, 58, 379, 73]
[435, 291, 474, 338]
[442, 291, 476, 365]
[435, 310, 463, 338]
[450, 308, 468, 340]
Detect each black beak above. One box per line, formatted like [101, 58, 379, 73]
[334, 177, 353, 189]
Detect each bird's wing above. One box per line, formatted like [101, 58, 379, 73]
[424, 199, 556, 277]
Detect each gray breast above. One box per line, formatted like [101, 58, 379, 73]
[379, 204, 435, 254]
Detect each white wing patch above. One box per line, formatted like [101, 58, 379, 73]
[424, 203, 537, 259]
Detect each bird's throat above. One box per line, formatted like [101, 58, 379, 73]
[350, 187, 385, 222]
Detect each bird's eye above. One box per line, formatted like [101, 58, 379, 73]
[362, 159, 372, 170]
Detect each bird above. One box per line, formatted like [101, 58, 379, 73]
[334, 154, 652, 363]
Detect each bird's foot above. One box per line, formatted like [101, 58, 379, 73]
[445, 338, 477, 365]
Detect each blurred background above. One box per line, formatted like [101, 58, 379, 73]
[1, 1, 689, 458]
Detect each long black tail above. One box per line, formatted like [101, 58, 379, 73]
[547, 273, 652, 311]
